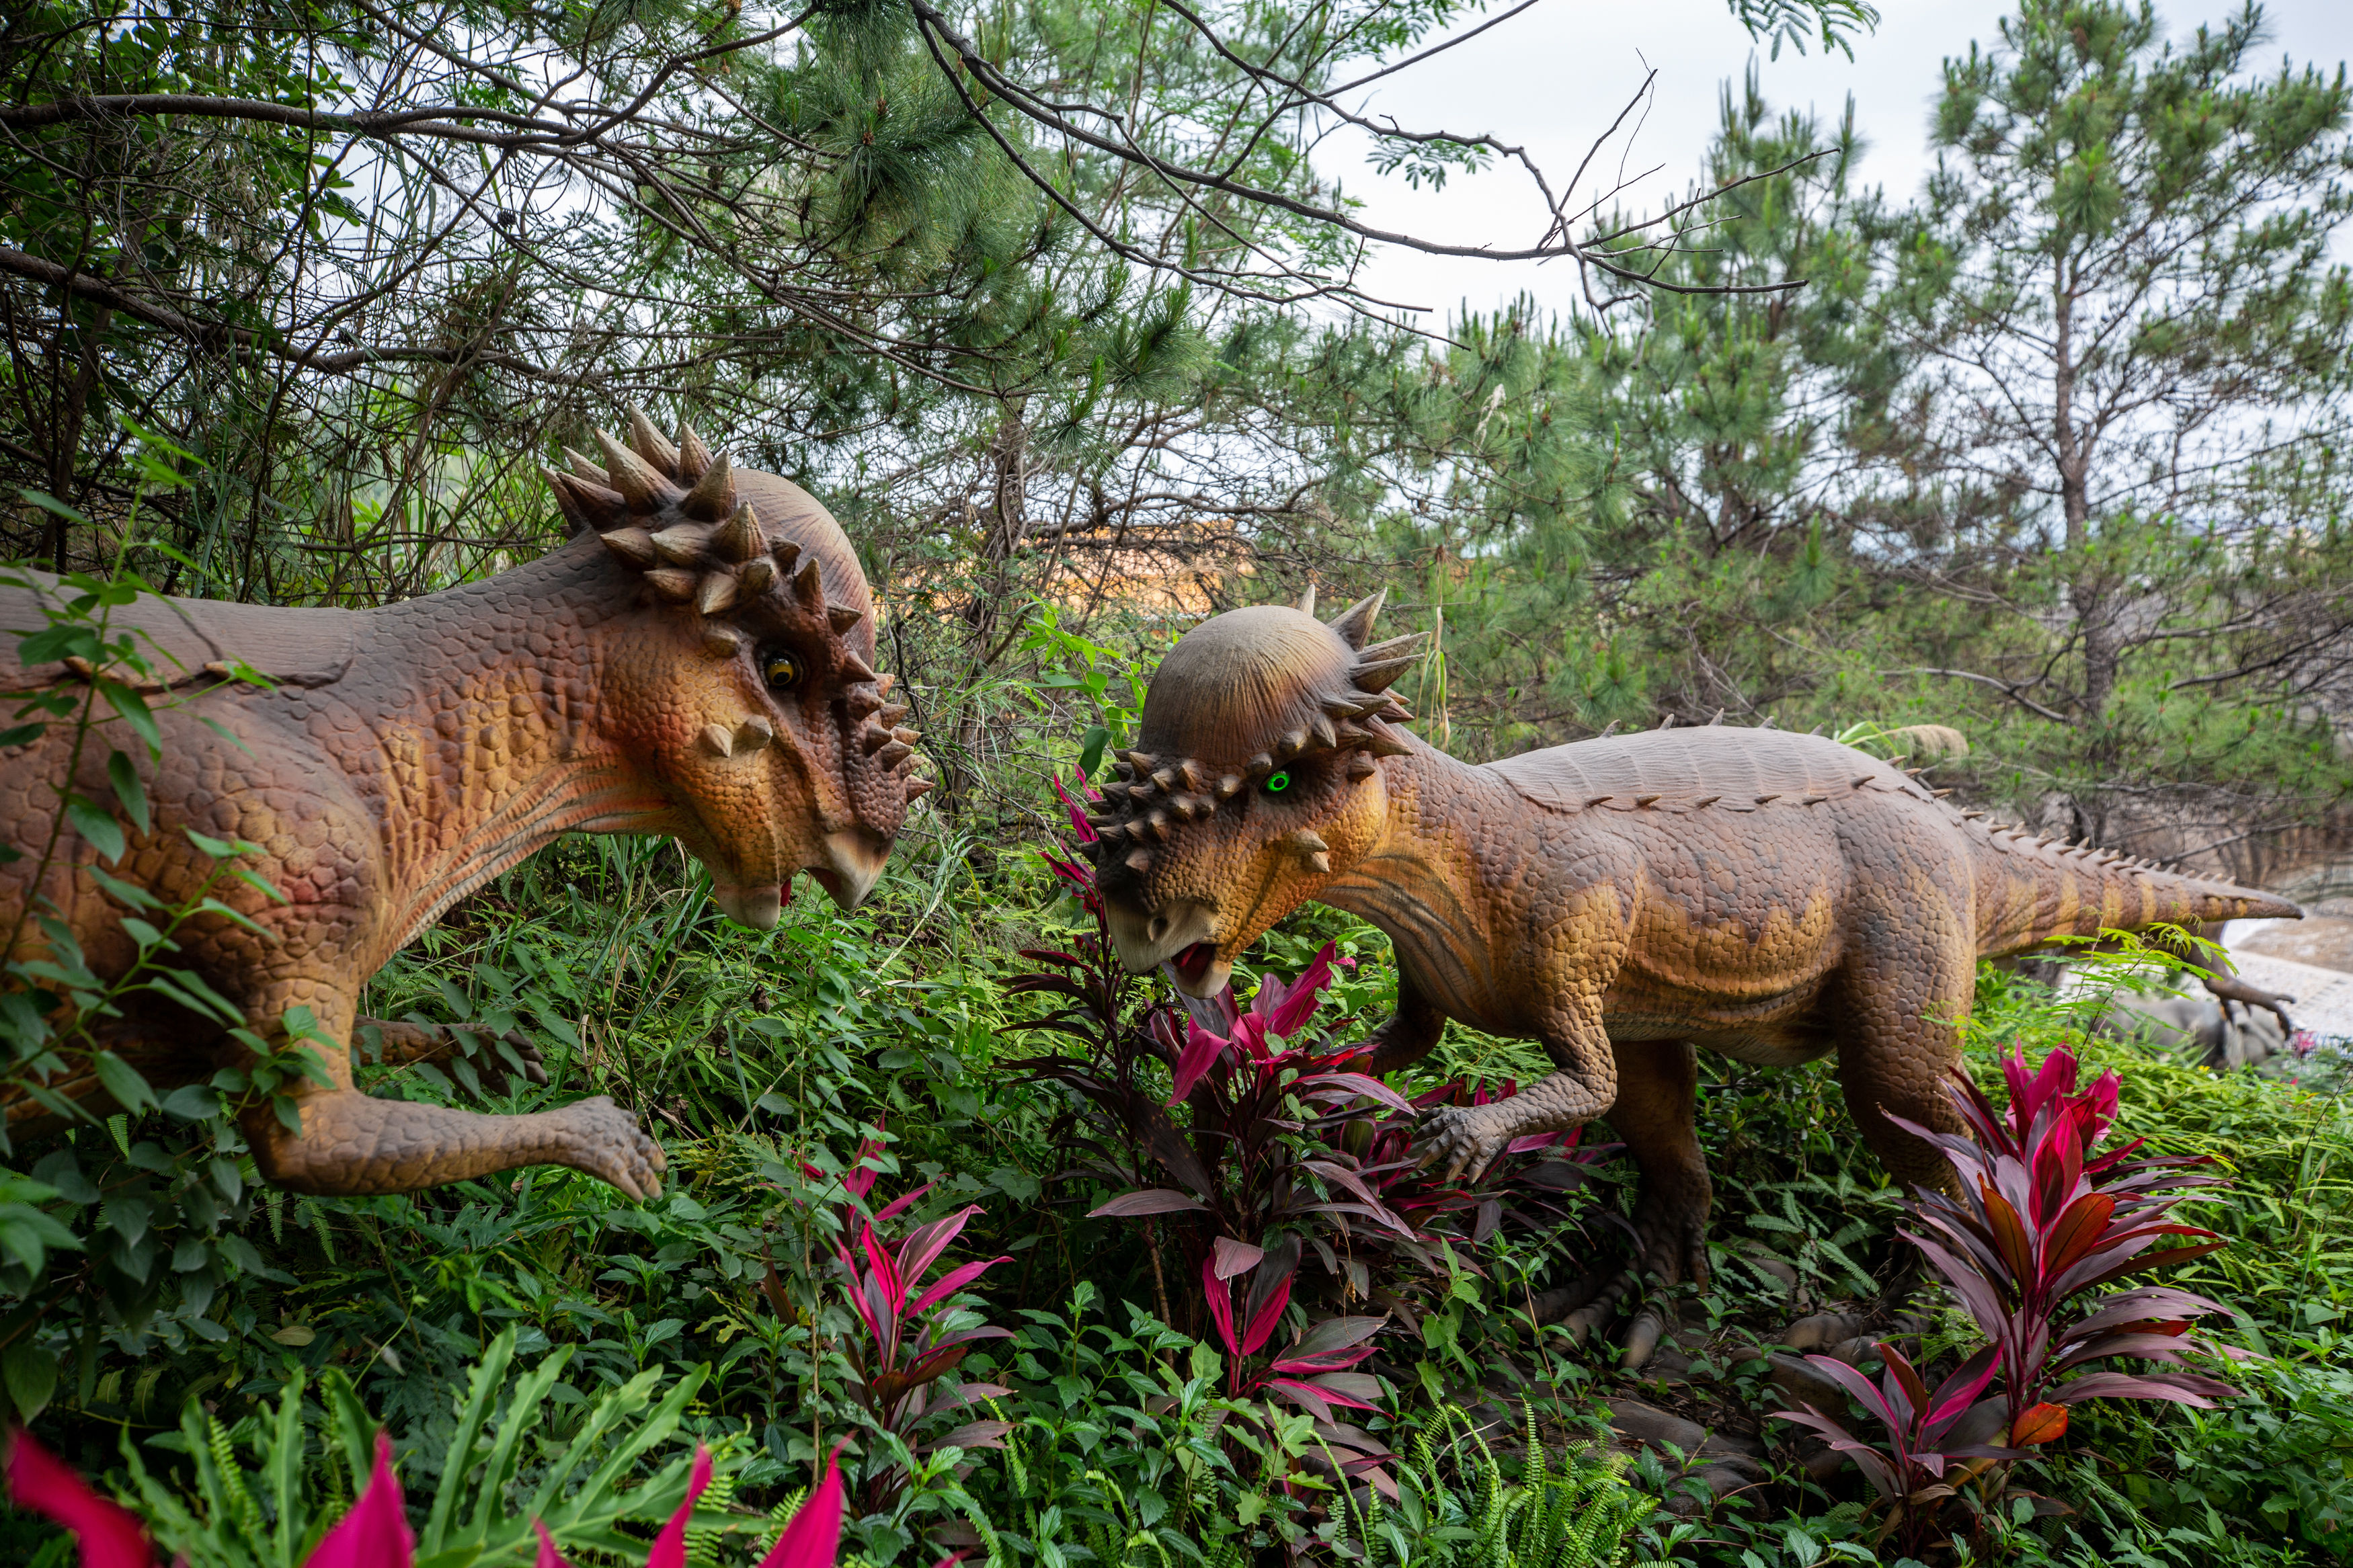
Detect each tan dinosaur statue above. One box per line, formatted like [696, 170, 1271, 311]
[2, 411, 926, 1198]
[1087, 591, 2298, 1357]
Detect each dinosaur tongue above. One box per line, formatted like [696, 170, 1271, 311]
[1172, 942, 1218, 985]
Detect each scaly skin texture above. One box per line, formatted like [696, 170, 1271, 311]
[2, 418, 924, 1198]
[1092, 598, 2299, 1334]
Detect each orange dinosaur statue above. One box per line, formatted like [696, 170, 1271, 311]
[2, 411, 924, 1198]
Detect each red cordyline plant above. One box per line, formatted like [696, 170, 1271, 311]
[1776, 1042, 2242, 1550]
[5, 1427, 902, 1568]
[766, 1122, 1014, 1519]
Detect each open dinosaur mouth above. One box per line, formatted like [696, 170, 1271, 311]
[1172, 942, 1218, 985]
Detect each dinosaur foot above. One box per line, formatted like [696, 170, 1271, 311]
[1527, 1266, 1673, 1369]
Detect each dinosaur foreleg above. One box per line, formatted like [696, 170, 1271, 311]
[1363, 966, 1447, 1077]
[356, 1017, 551, 1094]
[238, 987, 663, 1198]
[1412, 997, 1614, 1184]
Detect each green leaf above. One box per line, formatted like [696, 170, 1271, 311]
[161, 1084, 222, 1121]
[0, 723, 44, 749]
[107, 750, 151, 833]
[99, 682, 163, 754]
[1078, 725, 1109, 778]
[66, 796, 126, 864]
[2, 1336, 58, 1421]
[93, 1050, 159, 1114]
[16, 488, 89, 526]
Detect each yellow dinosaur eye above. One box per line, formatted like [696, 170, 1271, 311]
[762, 653, 801, 691]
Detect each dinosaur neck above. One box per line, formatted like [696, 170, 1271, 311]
[343, 535, 662, 953]
[1319, 745, 1512, 1014]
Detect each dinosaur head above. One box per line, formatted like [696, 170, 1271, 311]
[1086, 588, 1424, 995]
[543, 411, 924, 926]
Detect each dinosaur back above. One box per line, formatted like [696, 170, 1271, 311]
[1483, 727, 1918, 816]
[0, 571, 358, 691]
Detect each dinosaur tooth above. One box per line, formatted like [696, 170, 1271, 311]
[645, 567, 699, 602]
[627, 405, 682, 472]
[876, 741, 913, 769]
[596, 429, 676, 513]
[828, 604, 865, 634]
[694, 570, 740, 616]
[685, 456, 741, 524]
[699, 723, 734, 758]
[1326, 589, 1386, 650]
[735, 715, 774, 752]
[648, 524, 710, 566]
[599, 526, 660, 569]
[676, 423, 713, 481]
[737, 557, 777, 597]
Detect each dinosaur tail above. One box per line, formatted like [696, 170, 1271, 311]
[1969, 823, 2301, 959]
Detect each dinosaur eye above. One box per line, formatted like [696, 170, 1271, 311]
[1262, 770, 1292, 796]
[761, 653, 802, 692]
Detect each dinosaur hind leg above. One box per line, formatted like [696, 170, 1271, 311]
[1831, 925, 1972, 1199]
[1532, 1038, 1708, 1368]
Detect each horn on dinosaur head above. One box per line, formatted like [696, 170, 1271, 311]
[541, 411, 928, 815]
[1085, 593, 1423, 868]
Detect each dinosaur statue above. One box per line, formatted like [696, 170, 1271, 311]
[1086, 591, 2299, 1360]
[2, 412, 926, 1198]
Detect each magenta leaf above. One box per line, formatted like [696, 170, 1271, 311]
[1201, 1256, 1241, 1356]
[2050, 1370, 2239, 1407]
[1088, 1189, 1211, 1219]
[756, 1445, 846, 1568]
[908, 1255, 1012, 1317]
[1240, 1270, 1293, 1356]
[5, 1431, 155, 1568]
[1167, 1021, 1230, 1104]
[307, 1432, 413, 1568]
[1211, 1236, 1266, 1280]
[645, 1444, 713, 1568]
[1262, 943, 1339, 1037]
[533, 1520, 571, 1568]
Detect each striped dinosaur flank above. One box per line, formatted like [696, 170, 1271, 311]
[1089, 592, 2300, 1366]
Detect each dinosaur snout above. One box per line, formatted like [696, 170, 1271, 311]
[806, 828, 889, 912]
[1105, 897, 1231, 997]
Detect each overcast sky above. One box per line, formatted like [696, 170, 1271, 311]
[1325, 0, 2353, 325]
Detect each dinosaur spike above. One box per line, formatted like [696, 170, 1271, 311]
[906, 775, 934, 802]
[1346, 755, 1378, 780]
[710, 496, 762, 561]
[1169, 796, 1201, 822]
[877, 703, 910, 728]
[738, 557, 776, 597]
[1246, 753, 1274, 774]
[1178, 760, 1205, 792]
[1962, 809, 1986, 819]
[676, 424, 713, 481]
[1802, 794, 1829, 806]
[563, 447, 610, 485]
[1708, 708, 1724, 725]
[702, 627, 744, 659]
[1693, 795, 1720, 808]
[1636, 794, 1661, 808]
[1598, 720, 1620, 738]
[1358, 632, 1426, 664]
[694, 570, 739, 617]
[699, 723, 734, 758]
[1125, 848, 1152, 872]
[792, 556, 826, 611]
[1152, 766, 1178, 791]
[1759, 716, 1777, 729]
[1216, 774, 1243, 797]
[891, 727, 920, 747]
[596, 429, 675, 513]
[1755, 793, 1782, 804]
[543, 468, 621, 534]
[1310, 713, 1339, 749]
[684, 455, 740, 523]
[645, 568, 699, 602]
[876, 741, 913, 769]
[828, 604, 865, 634]
[649, 524, 710, 567]
[1279, 727, 1309, 758]
[847, 688, 884, 719]
[838, 649, 877, 683]
[1658, 713, 1677, 729]
[1853, 776, 1875, 789]
[1295, 583, 1318, 617]
[735, 715, 774, 752]
[772, 539, 803, 575]
[1326, 589, 1386, 651]
[1587, 796, 1613, 807]
[1361, 724, 1412, 759]
[862, 725, 893, 754]
[1123, 751, 1158, 774]
[1306, 852, 1332, 874]
[1353, 656, 1419, 694]
[597, 526, 659, 569]
[627, 405, 681, 473]
[876, 673, 897, 698]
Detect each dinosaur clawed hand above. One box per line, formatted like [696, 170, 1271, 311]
[1411, 1101, 1519, 1184]
[557, 1096, 669, 1200]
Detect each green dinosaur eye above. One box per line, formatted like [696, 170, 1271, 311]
[761, 653, 802, 691]
[1263, 770, 1292, 795]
